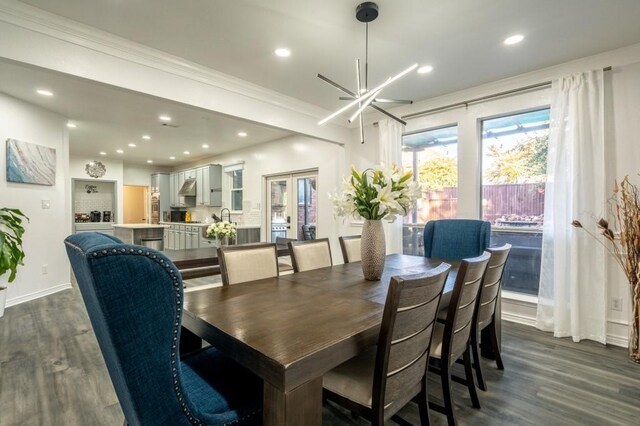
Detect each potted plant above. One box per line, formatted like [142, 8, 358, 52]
[206, 220, 237, 247]
[0, 208, 29, 318]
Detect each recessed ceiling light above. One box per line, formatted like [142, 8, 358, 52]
[183, 151, 190, 155]
[142, 135, 151, 140]
[147, 160, 153, 164]
[504, 34, 524, 45]
[237, 131, 247, 137]
[128, 143, 136, 147]
[274, 48, 291, 57]
[202, 144, 209, 148]
[169, 156, 176, 160]
[36, 89, 53, 96]
[116, 149, 124, 154]
[159, 115, 172, 122]
[66, 122, 77, 128]
[99, 151, 107, 156]
[417, 65, 433, 74]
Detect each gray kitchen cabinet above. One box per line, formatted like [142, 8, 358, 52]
[196, 164, 222, 207]
[184, 169, 197, 180]
[236, 227, 260, 244]
[169, 173, 177, 207]
[168, 225, 176, 249]
[163, 228, 169, 250]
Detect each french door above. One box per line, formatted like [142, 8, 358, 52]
[266, 171, 318, 242]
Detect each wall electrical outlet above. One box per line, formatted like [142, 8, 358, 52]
[611, 297, 623, 311]
[42, 264, 49, 275]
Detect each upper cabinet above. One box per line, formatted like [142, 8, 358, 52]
[196, 164, 222, 207]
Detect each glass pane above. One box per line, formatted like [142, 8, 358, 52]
[270, 180, 288, 242]
[231, 190, 243, 211]
[296, 177, 317, 240]
[481, 108, 550, 295]
[401, 125, 458, 255]
[232, 170, 243, 189]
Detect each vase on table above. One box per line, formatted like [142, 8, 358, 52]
[361, 219, 385, 281]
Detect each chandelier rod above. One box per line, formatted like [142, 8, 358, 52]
[365, 22, 369, 91]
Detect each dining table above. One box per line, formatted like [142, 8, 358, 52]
[181, 253, 503, 425]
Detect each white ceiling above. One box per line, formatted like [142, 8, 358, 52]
[0, 59, 292, 166]
[17, 0, 640, 114]
[3, 0, 640, 166]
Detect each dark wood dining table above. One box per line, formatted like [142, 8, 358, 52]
[181, 254, 492, 425]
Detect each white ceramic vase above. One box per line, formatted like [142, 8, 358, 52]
[360, 219, 386, 281]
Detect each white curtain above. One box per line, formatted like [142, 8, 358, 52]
[378, 118, 405, 254]
[536, 70, 607, 344]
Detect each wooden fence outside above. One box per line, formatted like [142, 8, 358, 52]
[413, 183, 545, 223]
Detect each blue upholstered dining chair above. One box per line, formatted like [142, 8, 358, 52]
[64, 232, 262, 426]
[423, 219, 491, 260]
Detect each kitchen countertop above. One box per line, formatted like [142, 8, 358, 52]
[159, 221, 260, 229]
[112, 224, 169, 229]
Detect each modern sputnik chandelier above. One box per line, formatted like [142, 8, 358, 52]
[317, 2, 416, 143]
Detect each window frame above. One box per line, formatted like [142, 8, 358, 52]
[229, 169, 243, 213]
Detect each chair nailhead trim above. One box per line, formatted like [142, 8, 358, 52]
[88, 246, 208, 425]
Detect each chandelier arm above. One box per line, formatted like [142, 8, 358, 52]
[318, 63, 418, 125]
[317, 74, 357, 97]
[373, 98, 414, 104]
[356, 59, 365, 144]
[349, 88, 382, 123]
[370, 104, 407, 126]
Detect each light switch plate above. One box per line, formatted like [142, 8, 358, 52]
[41, 199, 51, 209]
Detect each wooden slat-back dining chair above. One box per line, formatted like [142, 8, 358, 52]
[323, 263, 451, 425]
[428, 252, 490, 426]
[288, 238, 332, 272]
[471, 244, 511, 391]
[339, 235, 361, 263]
[217, 243, 278, 285]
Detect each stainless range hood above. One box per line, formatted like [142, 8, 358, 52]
[178, 178, 197, 196]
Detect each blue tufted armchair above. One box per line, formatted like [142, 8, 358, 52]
[423, 219, 491, 260]
[64, 232, 262, 426]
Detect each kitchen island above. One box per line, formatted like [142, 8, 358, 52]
[113, 223, 169, 246]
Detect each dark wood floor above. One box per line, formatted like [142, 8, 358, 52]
[1, 288, 639, 426]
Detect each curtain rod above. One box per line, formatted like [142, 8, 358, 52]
[374, 66, 612, 123]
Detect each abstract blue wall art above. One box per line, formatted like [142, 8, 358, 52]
[6, 139, 56, 186]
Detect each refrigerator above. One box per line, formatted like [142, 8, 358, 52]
[151, 173, 170, 224]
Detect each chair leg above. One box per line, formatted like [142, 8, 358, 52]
[490, 321, 505, 370]
[417, 379, 431, 426]
[463, 348, 481, 409]
[471, 334, 487, 391]
[441, 363, 456, 426]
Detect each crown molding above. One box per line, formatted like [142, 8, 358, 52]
[0, 0, 341, 124]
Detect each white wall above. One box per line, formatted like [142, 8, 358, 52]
[124, 163, 170, 187]
[178, 134, 346, 252]
[604, 61, 640, 346]
[0, 92, 71, 306]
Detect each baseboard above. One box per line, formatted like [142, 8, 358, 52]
[6, 283, 72, 308]
[606, 334, 628, 348]
[501, 295, 629, 348]
[502, 311, 537, 327]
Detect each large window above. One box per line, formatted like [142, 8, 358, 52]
[481, 109, 550, 295]
[402, 125, 458, 255]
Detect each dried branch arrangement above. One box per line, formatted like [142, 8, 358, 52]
[572, 176, 640, 363]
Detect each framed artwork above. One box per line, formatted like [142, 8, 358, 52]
[6, 138, 56, 186]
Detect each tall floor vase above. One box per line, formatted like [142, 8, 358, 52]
[361, 219, 386, 281]
[631, 283, 640, 363]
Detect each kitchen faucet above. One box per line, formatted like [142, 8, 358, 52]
[220, 208, 232, 223]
